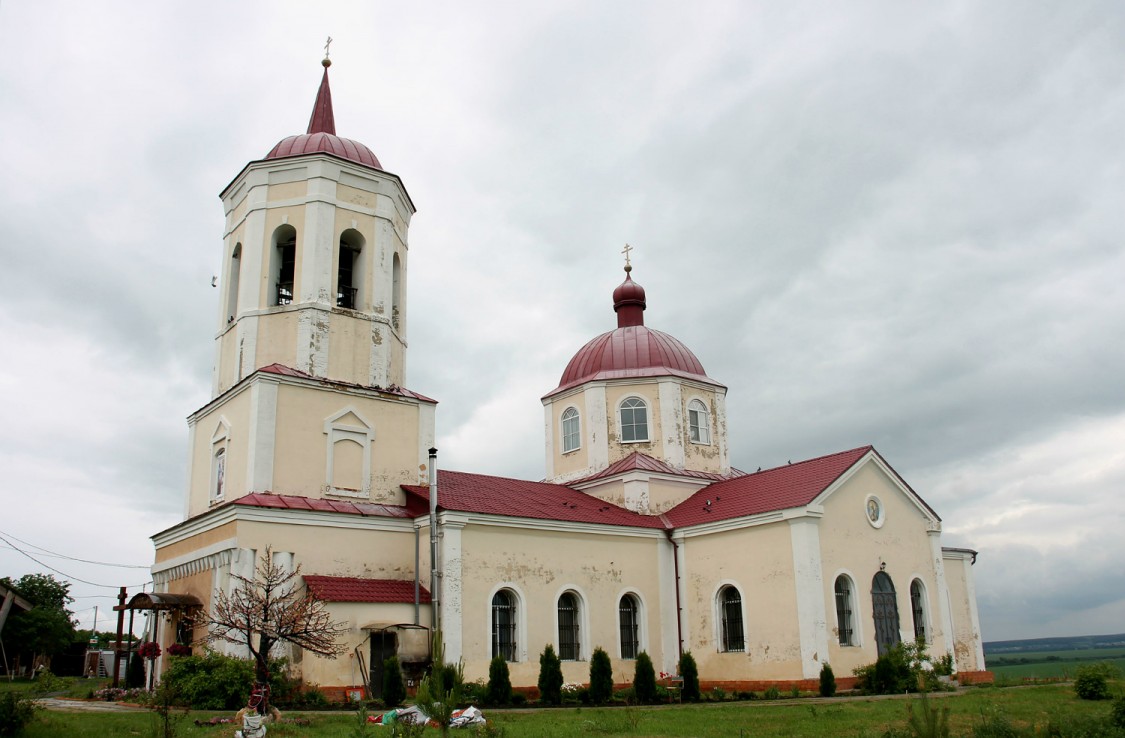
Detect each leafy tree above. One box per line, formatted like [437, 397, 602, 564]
[486, 655, 512, 705]
[819, 662, 836, 697]
[382, 655, 406, 708]
[193, 547, 348, 713]
[537, 645, 563, 705]
[1074, 662, 1117, 700]
[633, 652, 657, 703]
[678, 651, 700, 702]
[0, 575, 76, 666]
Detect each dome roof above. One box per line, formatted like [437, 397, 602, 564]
[545, 267, 721, 397]
[264, 60, 383, 171]
[266, 132, 382, 170]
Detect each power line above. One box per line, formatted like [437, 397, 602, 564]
[0, 533, 148, 589]
[0, 529, 150, 569]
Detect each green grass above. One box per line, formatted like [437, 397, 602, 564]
[987, 647, 1125, 681]
[0, 675, 111, 699]
[11, 681, 1125, 737]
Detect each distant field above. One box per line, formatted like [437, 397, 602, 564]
[987, 647, 1125, 680]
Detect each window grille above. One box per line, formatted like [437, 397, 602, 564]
[910, 580, 926, 643]
[491, 591, 517, 661]
[720, 587, 744, 652]
[835, 576, 854, 646]
[558, 593, 580, 661]
[619, 595, 639, 659]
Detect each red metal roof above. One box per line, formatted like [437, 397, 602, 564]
[304, 575, 430, 604]
[257, 364, 438, 403]
[545, 268, 720, 398]
[663, 446, 875, 527]
[265, 62, 383, 171]
[574, 451, 746, 484]
[227, 492, 426, 518]
[403, 471, 667, 529]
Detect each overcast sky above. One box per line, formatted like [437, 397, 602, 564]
[1, 2, 1122, 644]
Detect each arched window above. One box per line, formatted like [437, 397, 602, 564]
[391, 253, 402, 330]
[336, 230, 364, 310]
[834, 575, 855, 646]
[910, 579, 927, 643]
[492, 590, 517, 661]
[619, 397, 649, 443]
[619, 594, 640, 659]
[561, 407, 580, 453]
[226, 243, 241, 323]
[211, 448, 226, 501]
[718, 585, 744, 652]
[557, 592, 581, 661]
[271, 226, 297, 306]
[871, 572, 901, 657]
[688, 399, 710, 444]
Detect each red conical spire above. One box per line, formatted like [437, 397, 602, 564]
[306, 59, 336, 135]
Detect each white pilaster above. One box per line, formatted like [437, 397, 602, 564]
[674, 532, 689, 652]
[585, 385, 609, 473]
[658, 381, 685, 469]
[440, 519, 465, 663]
[239, 207, 268, 313]
[713, 390, 730, 474]
[369, 321, 390, 387]
[296, 308, 330, 377]
[789, 518, 830, 677]
[657, 534, 681, 673]
[543, 402, 555, 480]
[301, 187, 335, 305]
[929, 533, 957, 666]
[245, 378, 278, 494]
[417, 402, 436, 487]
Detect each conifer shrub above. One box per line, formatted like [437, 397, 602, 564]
[588, 647, 613, 704]
[537, 645, 563, 705]
[382, 655, 406, 708]
[819, 662, 837, 697]
[633, 652, 657, 704]
[486, 655, 512, 706]
[126, 651, 146, 689]
[678, 651, 700, 702]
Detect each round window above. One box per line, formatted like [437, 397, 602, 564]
[865, 494, 885, 528]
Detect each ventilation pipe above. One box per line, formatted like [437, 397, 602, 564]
[428, 447, 440, 635]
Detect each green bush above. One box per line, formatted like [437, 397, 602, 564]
[854, 641, 938, 695]
[1074, 662, 1117, 701]
[633, 652, 657, 704]
[0, 692, 36, 737]
[537, 645, 563, 705]
[819, 662, 837, 697]
[383, 655, 407, 708]
[764, 686, 781, 700]
[678, 651, 700, 702]
[588, 647, 613, 704]
[1112, 697, 1125, 729]
[486, 655, 512, 706]
[161, 651, 256, 710]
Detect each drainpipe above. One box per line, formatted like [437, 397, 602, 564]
[413, 526, 420, 626]
[428, 447, 440, 636]
[664, 530, 684, 661]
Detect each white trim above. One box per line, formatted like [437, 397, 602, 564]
[686, 397, 712, 446]
[151, 538, 238, 577]
[812, 452, 941, 529]
[560, 406, 582, 454]
[614, 588, 647, 660]
[930, 533, 956, 667]
[542, 403, 555, 479]
[430, 510, 668, 539]
[441, 522, 464, 663]
[323, 406, 376, 498]
[616, 395, 651, 444]
[553, 585, 591, 661]
[908, 576, 931, 645]
[486, 583, 527, 663]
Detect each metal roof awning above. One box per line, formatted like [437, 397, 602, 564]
[120, 592, 204, 611]
[360, 622, 429, 632]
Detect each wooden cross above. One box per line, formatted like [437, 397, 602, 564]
[622, 243, 633, 268]
[324, 36, 333, 59]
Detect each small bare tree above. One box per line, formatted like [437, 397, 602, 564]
[195, 547, 348, 713]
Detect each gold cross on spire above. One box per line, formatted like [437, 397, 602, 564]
[324, 36, 333, 60]
[622, 243, 633, 269]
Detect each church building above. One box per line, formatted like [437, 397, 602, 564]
[148, 59, 988, 696]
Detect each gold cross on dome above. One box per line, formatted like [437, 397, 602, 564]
[622, 243, 633, 268]
[324, 36, 333, 59]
